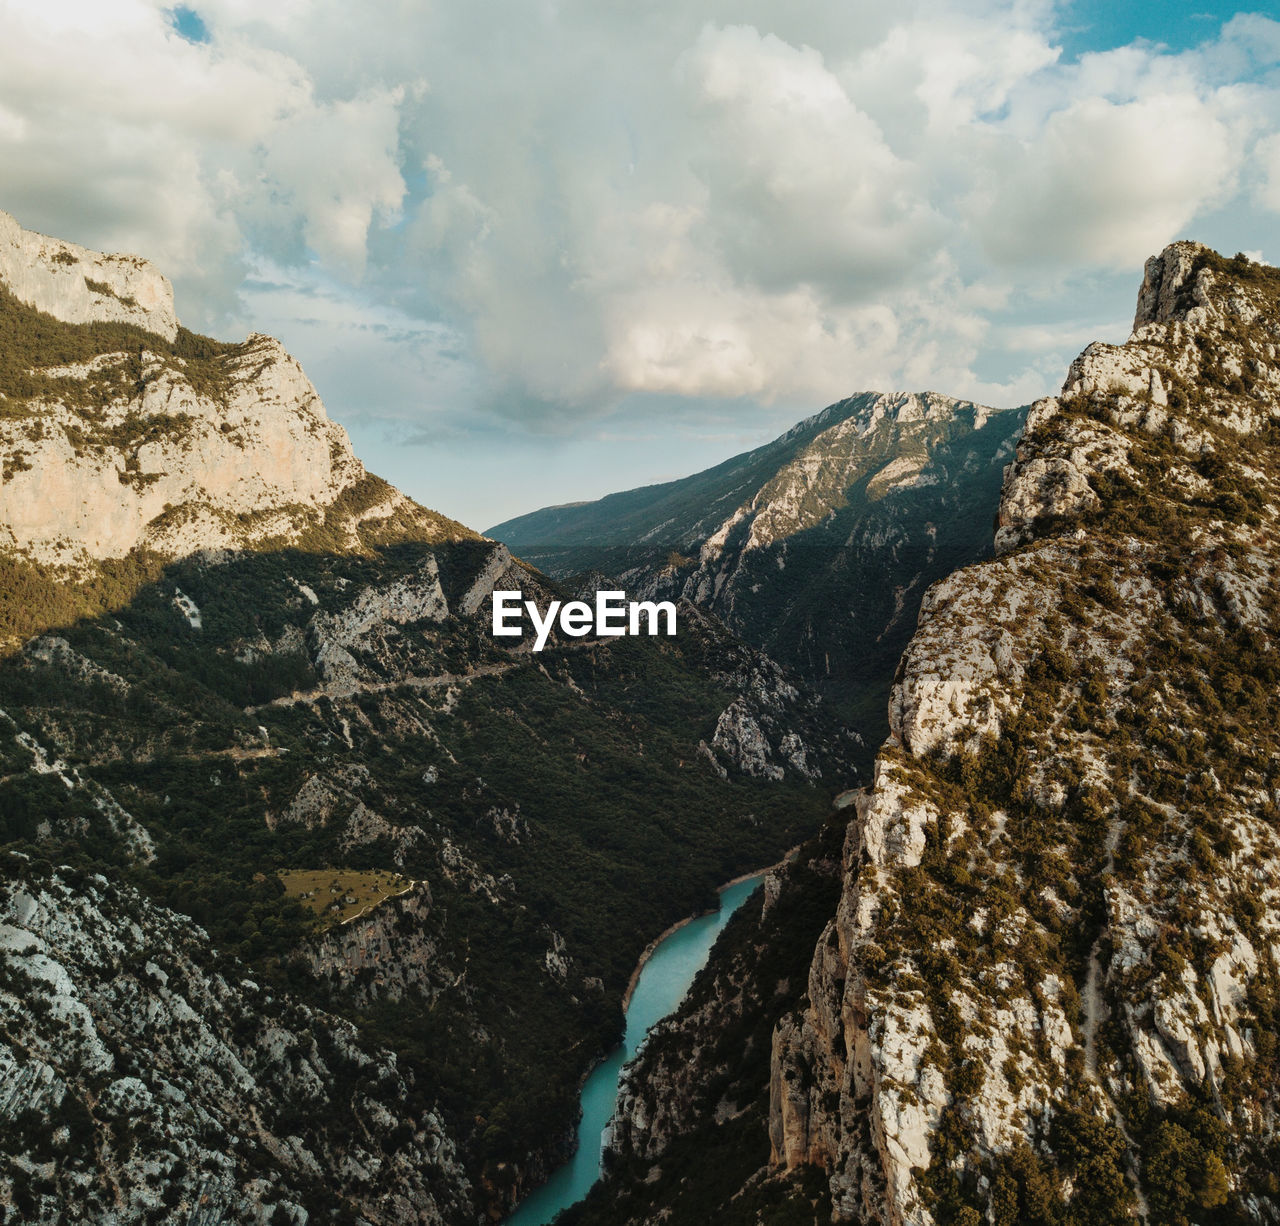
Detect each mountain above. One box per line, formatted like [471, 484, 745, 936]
[0, 210, 855, 1223]
[489, 392, 1026, 754]
[0, 209, 467, 644]
[565, 243, 1280, 1225]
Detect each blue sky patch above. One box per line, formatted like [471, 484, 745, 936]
[1059, 0, 1246, 59]
[170, 6, 210, 45]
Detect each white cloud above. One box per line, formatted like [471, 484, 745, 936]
[973, 91, 1242, 267]
[680, 24, 943, 297]
[0, 0, 1277, 448]
[249, 86, 407, 279]
[1257, 132, 1280, 214]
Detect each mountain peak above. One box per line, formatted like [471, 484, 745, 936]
[1133, 239, 1277, 331]
[783, 389, 999, 446]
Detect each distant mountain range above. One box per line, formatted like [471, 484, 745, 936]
[490, 391, 1026, 754]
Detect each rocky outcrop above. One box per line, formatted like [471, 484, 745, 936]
[681, 600, 854, 782]
[768, 244, 1280, 1224]
[302, 883, 444, 1006]
[0, 854, 473, 1225]
[564, 833, 846, 1226]
[0, 208, 178, 340]
[307, 555, 451, 690]
[0, 334, 368, 567]
[0, 210, 471, 575]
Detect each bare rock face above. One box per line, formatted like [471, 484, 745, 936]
[0, 208, 178, 340]
[0, 210, 469, 575]
[0, 335, 373, 567]
[302, 883, 443, 1006]
[1132, 240, 1208, 330]
[768, 245, 1280, 1224]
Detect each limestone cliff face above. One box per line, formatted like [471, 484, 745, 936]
[608, 843, 844, 1166]
[0, 335, 365, 566]
[0, 210, 467, 573]
[0, 209, 178, 340]
[302, 883, 445, 1006]
[768, 245, 1280, 1224]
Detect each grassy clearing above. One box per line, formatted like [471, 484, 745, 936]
[278, 868, 413, 929]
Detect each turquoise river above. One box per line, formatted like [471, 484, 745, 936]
[504, 871, 768, 1226]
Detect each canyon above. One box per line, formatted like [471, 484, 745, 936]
[3, 205, 1279, 1226]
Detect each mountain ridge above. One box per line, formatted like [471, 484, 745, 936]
[0, 207, 476, 618]
[487, 390, 1015, 550]
[0, 209, 179, 341]
[566, 240, 1280, 1226]
[491, 389, 1026, 755]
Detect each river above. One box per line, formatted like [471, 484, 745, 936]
[503, 871, 767, 1226]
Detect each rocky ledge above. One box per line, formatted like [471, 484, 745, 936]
[0, 853, 473, 1225]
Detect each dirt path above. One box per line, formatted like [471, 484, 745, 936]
[245, 661, 518, 713]
[245, 635, 610, 715]
[338, 879, 420, 927]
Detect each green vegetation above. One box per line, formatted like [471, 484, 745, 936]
[1140, 1103, 1238, 1226]
[0, 549, 171, 645]
[0, 282, 240, 419]
[83, 276, 137, 307]
[278, 868, 414, 929]
[0, 537, 837, 1207]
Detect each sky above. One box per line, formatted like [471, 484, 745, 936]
[1, 1, 1278, 531]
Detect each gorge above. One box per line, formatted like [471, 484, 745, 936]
[0, 208, 848, 1224]
[2, 206, 1280, 1226]
[505, 870, 770, 1226]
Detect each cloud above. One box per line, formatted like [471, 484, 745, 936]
[680, 24, 944, 298]
[1258, 133, 1280, 214]
[0, 0, 1277, 442]
[245, 86, 408, 279]
[973, 91, 1242, 267]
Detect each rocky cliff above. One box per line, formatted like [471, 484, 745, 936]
[772, 244, 1280, 1224]
[490, 392, 1025, 756]
[0, 852, 472, 1225]
[0, 210, 178, 340]
[572, 244, 1280, 1226]
[557, 824, 846, 1226]
[0, 209, 464, 578]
